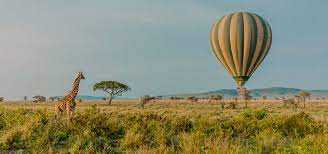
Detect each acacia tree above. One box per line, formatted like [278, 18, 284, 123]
[299, 91, 311, 108]
[210, 94, 223, 101]
[32, 95, 46, 103]
[93, 81, 131, 105]
[48, 97, 56, 102]
[210, 94, 224, 109]
[244, 90, 252, 108]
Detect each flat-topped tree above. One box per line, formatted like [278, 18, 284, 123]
[299, 91, 311, 108]
[210, 94, 223, 101]
[33, 95, 46, 103]
[48, 97, 56, 102]
[93, 81, 131, 105]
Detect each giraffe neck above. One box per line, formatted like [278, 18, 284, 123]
[67, 76, 82, 101]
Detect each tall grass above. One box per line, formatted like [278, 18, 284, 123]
[0, 104, 326, 153]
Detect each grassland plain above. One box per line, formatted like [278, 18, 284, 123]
[0, 100, 327, 153]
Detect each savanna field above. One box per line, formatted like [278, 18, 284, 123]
[0, 100, 327, 153]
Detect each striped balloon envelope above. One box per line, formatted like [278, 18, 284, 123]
[210, 12, 272, 87]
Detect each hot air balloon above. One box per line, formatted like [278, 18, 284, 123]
[210, 12, 272, 99]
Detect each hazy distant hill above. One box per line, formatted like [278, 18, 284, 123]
[162, 87, 328, 99]
[76, 95, 105, 100]
[50, 95, 105, 101]
[52, 87, 328, 100]
[56, 95, 132, 101]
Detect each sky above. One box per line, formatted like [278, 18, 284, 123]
[0, 0, 327, 99]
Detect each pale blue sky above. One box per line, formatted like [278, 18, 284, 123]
[0, 0, 327, 99]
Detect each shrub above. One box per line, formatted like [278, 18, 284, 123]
[255, 128, 284, 153]
[0, 107, 325, 153]
[278, 112, 323, 138]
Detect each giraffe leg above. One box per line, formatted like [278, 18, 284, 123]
[55, 102, 66, 119]
[64, 103, 70, 119]
[67, 102, 76, 121]
[69, 110, 74, 120]
[56, 103, 62, 114]
[68, 102, 75, 119]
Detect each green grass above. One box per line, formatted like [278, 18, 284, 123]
[0, 100, 327, 153]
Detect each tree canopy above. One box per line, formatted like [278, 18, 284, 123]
[93, 81, 131, 105]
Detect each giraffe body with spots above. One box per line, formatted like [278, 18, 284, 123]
[56, 72, 85, 117]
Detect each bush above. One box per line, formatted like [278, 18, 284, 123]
[0, 108, 325, 153]
[278, 112, 323, 138]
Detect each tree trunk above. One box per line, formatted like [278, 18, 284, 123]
[220, 100, 225, 110]
[108, 95, 113, 105]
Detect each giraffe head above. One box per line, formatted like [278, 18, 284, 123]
[77, 72, 85, 80]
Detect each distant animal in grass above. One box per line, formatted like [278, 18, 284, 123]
[138, 95, 156, 108]
[56, 72, 85, 118]
[187, 96, 198, 102]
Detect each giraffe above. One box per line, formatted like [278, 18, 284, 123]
[56, 72, 85, 118]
